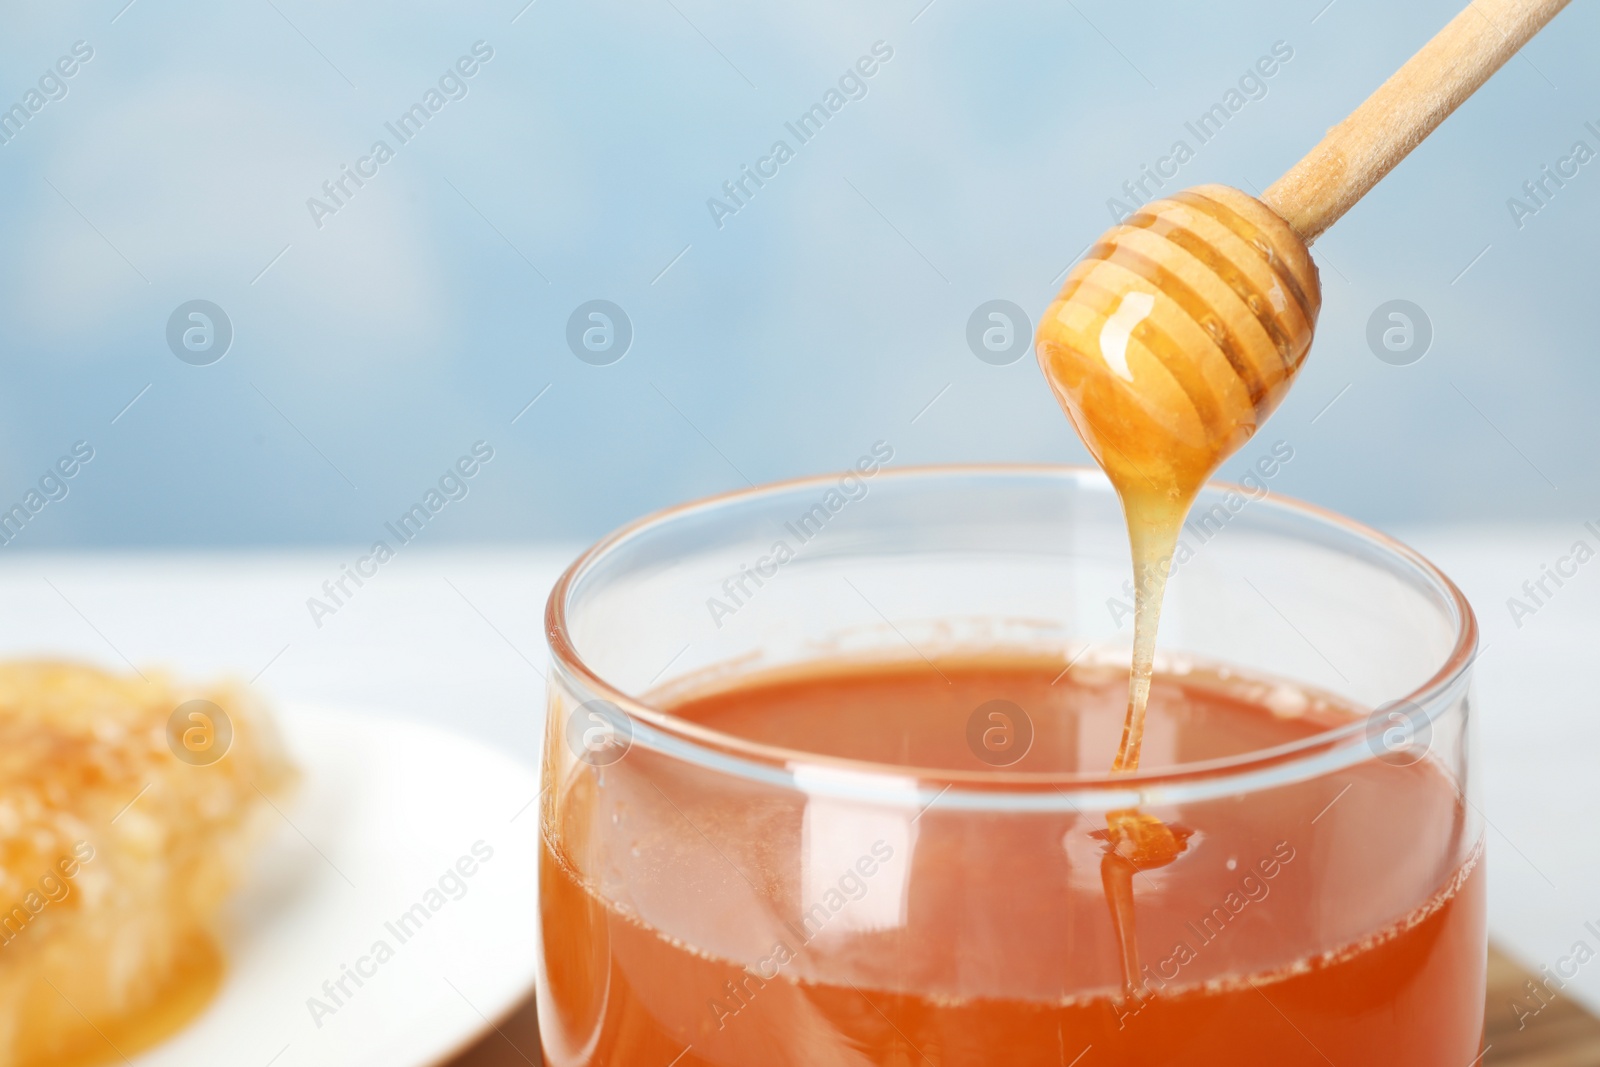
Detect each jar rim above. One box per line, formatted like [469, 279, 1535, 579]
[545, 464, 1478, 810]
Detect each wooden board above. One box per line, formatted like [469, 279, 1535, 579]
[1485, 946, 1600, 1066]
[441, 946, 1600, 1065]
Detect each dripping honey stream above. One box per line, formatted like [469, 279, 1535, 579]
[1036, 186, 1321, 991]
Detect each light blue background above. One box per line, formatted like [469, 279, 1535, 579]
[0, 0, 1595, 550]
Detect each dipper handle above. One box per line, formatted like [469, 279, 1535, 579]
[1265, 0, 1571, 243]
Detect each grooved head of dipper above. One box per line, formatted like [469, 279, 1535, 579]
[1036, 185, 1321, 502]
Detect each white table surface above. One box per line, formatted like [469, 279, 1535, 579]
[3, 527, 1595, 1011]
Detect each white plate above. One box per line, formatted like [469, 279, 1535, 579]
[129, 705, 542, 1067]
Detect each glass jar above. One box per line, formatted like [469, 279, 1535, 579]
[538, 465, 1482, 1066]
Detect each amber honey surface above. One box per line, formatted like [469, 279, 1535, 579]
[538, 655, 1485, 1066]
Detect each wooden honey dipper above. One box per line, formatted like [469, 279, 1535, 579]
[1037, 0, 1572, 781]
